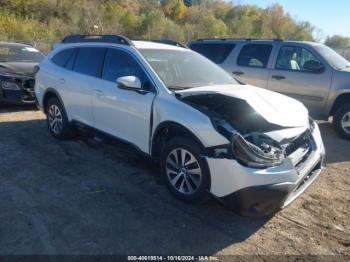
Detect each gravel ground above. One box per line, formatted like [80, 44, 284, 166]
[0, 105, 349, 256]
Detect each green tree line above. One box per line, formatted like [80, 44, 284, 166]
[0, 0, 323, 50]
[325, 35, 350, 49]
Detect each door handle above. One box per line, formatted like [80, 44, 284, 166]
[94, 89, 104, 97]
[232, 71, 244, 76]
[58, 78, 65, 85]
[272, 75, 286, 80]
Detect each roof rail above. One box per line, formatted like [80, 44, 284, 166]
[61, 34, 134, 46]
[196, 38, 283, 42]
[151, 39, 187, 48]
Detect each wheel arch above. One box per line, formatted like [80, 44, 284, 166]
[151, 121, 206, 160]
[330, 92, 350, 115]
[42, 88, 66, 114]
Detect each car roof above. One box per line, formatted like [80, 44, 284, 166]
[132, 41, 187, 51]
[188, 39, 320, 46]
[55, 35, 189, 51]
[53, 40, 188, 52]
[0, 42, 33, 47]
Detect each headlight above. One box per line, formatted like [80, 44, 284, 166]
[2, 81, 21, 90]
[309, 117, 316, 131]
[309, 118, 322, 145]
[232, 134, 284, 169]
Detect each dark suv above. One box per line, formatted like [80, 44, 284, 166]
[0, 42, 44, 105]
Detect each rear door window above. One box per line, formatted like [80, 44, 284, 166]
[64, 49, 78, 70]
[52, 48, 75, 67]
[189, 43, 235, 64]
[237, 44, 272, 68]
[73, 47, 107, 77]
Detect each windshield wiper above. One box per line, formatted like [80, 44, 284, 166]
[167, 86, 188, 90]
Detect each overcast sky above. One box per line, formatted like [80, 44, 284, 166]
[228, 0, 350, 39]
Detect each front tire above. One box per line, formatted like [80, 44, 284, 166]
[46, 97, 74, 139]
[333, 103, 350, 140]
[160, 137, 210, 202]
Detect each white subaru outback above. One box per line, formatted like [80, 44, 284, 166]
[35, 35, 325, 216]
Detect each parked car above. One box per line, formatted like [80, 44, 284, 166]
[0, 42, 44, 105]
[35, 35, 325, 216]
[188, 38, 350, 140]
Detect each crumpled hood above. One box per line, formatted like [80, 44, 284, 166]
[177, 84, 309, 128]
[338, 66, 350, 73]
[0, 62, 38, 77]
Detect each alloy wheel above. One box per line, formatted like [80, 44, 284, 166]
[48, 104, 63, 135]
[341, 112, 350, 135]
[165, 148, 202, 195]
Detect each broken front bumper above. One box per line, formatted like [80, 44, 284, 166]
[206, 121, 325, 216]
[0, 77, 36, 104]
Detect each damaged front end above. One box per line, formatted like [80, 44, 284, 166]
[0, 75, 36, 104]
[232, 133, 284, 168]
[177, 92, 310, 169]
[176, 91, 324, 216]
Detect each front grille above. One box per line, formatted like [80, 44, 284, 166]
[285, 130, 312, 156]
[295, 160, 321, 191]
[283, 159, 322, 208]
[285, 130, 315, 170]
[22, 78, 36, 102]
[23, 79, 35, 89]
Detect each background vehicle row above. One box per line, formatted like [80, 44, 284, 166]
[188, 39, 350, 139]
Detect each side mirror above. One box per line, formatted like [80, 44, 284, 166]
[303, 60, 325, 73]
[116, 76, 142, 90]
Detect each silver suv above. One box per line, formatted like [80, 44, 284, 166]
[35, 35, 325, 216]
[188, 39, 350, 139]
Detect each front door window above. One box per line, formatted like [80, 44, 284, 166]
[275, 46, 322, 72]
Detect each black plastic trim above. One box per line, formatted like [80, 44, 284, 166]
[219, 183, 294, 216]
[151, 121, 206, 158]
[42, 88, 66, 114]
[71, 120, 151, 161]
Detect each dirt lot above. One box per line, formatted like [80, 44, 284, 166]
[0, 105, 349, 256]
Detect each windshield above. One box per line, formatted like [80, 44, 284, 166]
[0, 45, 44, 63]
[313, 44, 350, 70]
[139, 49, 237, 90]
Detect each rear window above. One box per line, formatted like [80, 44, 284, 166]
[73, 47, 106, 77]
[237, 44, 272, 68]
[189, 43, 235, 64]
[52, 48, 75, 67]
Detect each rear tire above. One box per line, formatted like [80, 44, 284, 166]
[333, 103, 350, 140]
[160, 137, 210, 203]
[46, 97, 74, 139]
